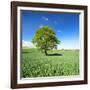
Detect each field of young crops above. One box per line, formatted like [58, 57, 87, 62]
[21, 48, 79, 78]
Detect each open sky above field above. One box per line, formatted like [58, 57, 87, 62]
[21, 10, 80, 49]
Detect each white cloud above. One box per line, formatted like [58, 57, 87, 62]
[42, 16, 48, 21]
[22, 40, 36, 48]
[57, 30, 61, 33]
[57, 41, 80, 50]
[39, 24, 43, 28]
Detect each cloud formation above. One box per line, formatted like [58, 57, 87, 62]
[39, 24, 43, 28]
[57, 30, 61, 33]
[42, 16, 48, 21]
[22, 40, 35, 48]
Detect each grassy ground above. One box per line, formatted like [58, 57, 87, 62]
[21, 48, 79, 78]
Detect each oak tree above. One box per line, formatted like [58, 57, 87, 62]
[32, 26, 60, 55]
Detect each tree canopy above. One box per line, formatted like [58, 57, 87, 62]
[32, 26, 60, 55]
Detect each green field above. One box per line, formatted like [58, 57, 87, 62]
[21, 48, 79, 78]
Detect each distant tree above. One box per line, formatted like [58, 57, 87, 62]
[32, 26, 60, 55]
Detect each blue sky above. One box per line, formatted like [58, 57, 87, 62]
[21, 10, 80, 49]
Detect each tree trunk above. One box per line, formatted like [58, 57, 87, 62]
[45, 50, 47, 56]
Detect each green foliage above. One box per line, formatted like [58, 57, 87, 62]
[21, 48, 79, 78]
[32, 26, 60, 55]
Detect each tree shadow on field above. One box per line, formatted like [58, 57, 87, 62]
[47, 53, 63, 56]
